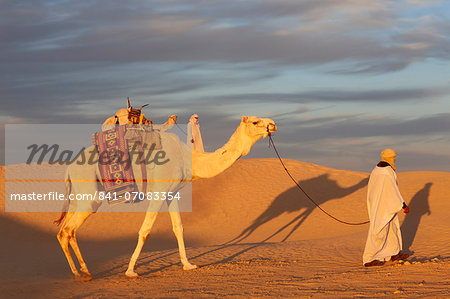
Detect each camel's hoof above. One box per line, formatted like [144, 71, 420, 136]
[80, 268, 92, 278]
[74, 273, 92, 281]
[125, 270, 139, 278]
[183, 264, 198, 271]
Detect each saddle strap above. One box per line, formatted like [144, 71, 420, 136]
[132, 138, 147, 194]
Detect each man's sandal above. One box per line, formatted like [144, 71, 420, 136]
[364, 260, 385, 267]
[391, 252, 409, 261]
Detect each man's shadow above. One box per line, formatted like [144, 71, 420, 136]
[401, 182, 432, 254]
[227, 174, 368, 244]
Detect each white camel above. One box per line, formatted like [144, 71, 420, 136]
[55, 105, 277, 280]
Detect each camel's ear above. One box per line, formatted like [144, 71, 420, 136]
[241, 116, 248, 122]
[127, 96, 131, 109]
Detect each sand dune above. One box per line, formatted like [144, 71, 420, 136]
[1, 159, 449, 297]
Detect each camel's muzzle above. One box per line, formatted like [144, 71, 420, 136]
[267, 123, 277, 134]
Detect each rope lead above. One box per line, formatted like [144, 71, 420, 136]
[268, 133, 369, 226]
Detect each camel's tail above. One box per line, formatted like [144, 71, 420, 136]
[54, 170, 71, 226]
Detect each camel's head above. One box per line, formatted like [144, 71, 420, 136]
[241, 116, 277, 139]
[167, 114, 178, 124]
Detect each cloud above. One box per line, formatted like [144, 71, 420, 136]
[248, 112, 450, 172]
[0, 60, 280, 123]
[253, 133, 450, 172]
[274, 113, 450, 143]
[1, 0, 449, 171]
[198, 87, 450, 104]
[402, 0, 445, 6]
[1, 0, 449, 74]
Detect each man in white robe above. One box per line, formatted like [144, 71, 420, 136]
[363, 148, 410, 267]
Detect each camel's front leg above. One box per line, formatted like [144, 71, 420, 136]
[169, 211, 198, 270]
[126, 211, 158, 277]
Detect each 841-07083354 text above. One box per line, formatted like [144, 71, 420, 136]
[9, 191, 181, 202]
[100, 191, 181, 202]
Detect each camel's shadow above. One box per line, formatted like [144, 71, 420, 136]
[401, 182, 432, 255]
[228, 174, 368, 244]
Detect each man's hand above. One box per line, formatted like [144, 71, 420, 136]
[402, 202, 410, 214]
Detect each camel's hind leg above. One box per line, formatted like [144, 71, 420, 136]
[57, 212, 78, 277]
[57, 211, 93, 280]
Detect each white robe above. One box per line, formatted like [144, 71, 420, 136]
[363, 166, 405, 264]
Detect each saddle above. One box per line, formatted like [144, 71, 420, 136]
[126, 105, 152, 125]
[92, 124, 162, 204]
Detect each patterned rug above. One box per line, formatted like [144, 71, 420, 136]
[93, 125, 135, 204]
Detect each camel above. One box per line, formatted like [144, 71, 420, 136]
[55, 103, 277, 280]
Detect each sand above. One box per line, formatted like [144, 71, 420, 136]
[1, 159, 449, 297]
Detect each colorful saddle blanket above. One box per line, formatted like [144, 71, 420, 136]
[93, 125, 163, 204]
[93, 125, 135, 204]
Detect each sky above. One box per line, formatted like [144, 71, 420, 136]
[1, 0, 449, 172]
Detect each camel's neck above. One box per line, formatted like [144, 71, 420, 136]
[191, 123, 260, 179]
